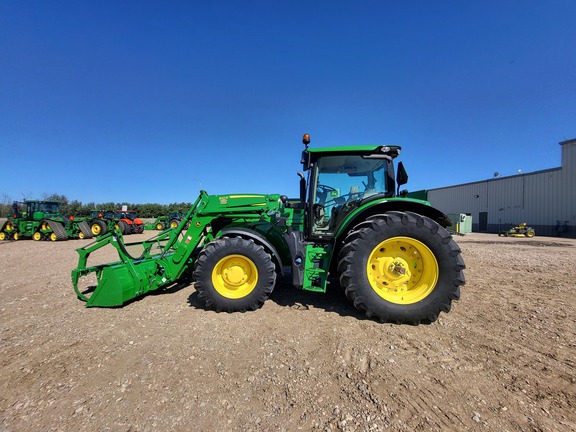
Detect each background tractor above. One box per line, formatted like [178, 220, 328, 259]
[73, 134, 465, 324]
[147, 212, 186, 230]
[0, 200, 92, 241]
[115, 210, 144, 234]
[89, 210, 120, 236]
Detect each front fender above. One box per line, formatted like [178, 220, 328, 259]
[219, 227, 284, 275]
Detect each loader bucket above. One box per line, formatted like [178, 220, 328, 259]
[73, 263, 141, 307]
[71, 229, 167, 307]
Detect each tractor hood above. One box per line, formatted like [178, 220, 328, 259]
[202, 194, 282, 214]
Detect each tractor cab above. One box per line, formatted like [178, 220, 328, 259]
[91, 210, 115, 220]
[25, 201, 61, 221]
[300, 135, 407, 238]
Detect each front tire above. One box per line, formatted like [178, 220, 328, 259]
[337, 211, 465, 324]
[193, 237, 277, 312]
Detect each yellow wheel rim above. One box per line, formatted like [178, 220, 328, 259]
[13, 233, 19, 241]
[526, 231, 535, 237]
[170, 221, 178, 228]
[33, 232, 42, 241]
[79, 232, 85, 239]
[50, 233, 57, 241]
[156, 223, 163, 230]
[366, 236, 438, 304]
[0, 232, 5, 241]
[212, 254, 258, 299]
[92, 224, 101, 235]
[41, 221, 50, 231]
[5, 222, 14, 231]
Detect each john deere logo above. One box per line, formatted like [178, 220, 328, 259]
[219, 197, 228, 205]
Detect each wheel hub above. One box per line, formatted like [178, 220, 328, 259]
[367, 237, 439, 304]
[223, 265, 248, 286]
[389, 260, 408, 276]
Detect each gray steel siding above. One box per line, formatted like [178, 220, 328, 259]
[426, 140, 575, 236]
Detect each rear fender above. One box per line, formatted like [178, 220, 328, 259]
[332, 200, 452, 268]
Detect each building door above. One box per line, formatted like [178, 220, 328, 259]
[479, 212, 488, 232]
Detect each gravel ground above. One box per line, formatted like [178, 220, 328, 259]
[0, 232, 575, 431]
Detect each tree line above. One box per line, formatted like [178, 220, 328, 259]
[0, 193, 193, 219]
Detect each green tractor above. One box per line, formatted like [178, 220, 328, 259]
[72, 135, 465, 324]
[0, 200, 92, 241]
[89, 210, 122, 237]
[148, 212, 186, 230]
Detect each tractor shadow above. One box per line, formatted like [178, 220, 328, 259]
[186, 273, 370, 322]
[269, 274, 366, 320]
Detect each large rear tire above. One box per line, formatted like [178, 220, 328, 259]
[118, 221, 129, 235]
[193, 237, 277, 312]
[337, 211, 465, 324]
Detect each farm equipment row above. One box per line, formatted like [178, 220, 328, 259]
[0, 202, 145, 242]
[0, 200, 93, 241]
[71, 134, 466, 324]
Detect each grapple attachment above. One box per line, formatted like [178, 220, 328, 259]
[72, 193, 207, 307]
[71, 231, 171, 307]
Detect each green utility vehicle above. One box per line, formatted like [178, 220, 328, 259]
[148, 212, 186, 230]
[0, 200, 92, 241]
[72, 135, 465, 323]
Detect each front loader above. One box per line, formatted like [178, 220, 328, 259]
[72, 135, 465, 323]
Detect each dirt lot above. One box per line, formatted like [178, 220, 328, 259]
[0, 231, 575, 431]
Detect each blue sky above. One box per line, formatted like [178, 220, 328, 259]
[1, 1, 575, 204]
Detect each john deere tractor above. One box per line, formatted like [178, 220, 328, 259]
[72, 135, 465, 324]
[89, 210, 123, 236]
[0, 200, 92, 241]
[149, 212, 186, 230]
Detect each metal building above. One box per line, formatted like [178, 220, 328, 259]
[426, 138, 576, 238]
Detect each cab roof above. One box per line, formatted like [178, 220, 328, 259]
[306, 144, 401, 154]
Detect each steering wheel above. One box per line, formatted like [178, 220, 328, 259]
[316, 184, 337, 204]
[317, 184, 336, 194]
[324, 192, 364, 208]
